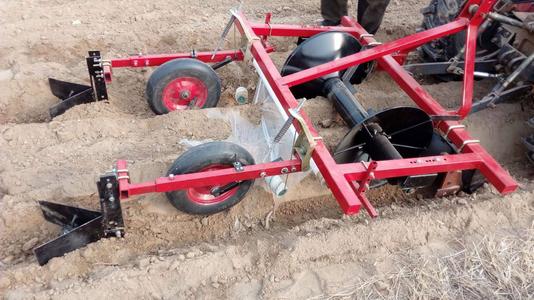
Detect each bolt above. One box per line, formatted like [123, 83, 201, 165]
[291, 166, 297, 172]
[281, 168, 289, 174]
[369, 172, 375, 179]
[106, 182, 113, 189]
[260, 172, 267, 178]
[180, 90, 191, 99]
[169, 174, 175, 179]
[109, 196, 115, 202]
[115, 231, 122, 238]
[468, 4, 479, 15]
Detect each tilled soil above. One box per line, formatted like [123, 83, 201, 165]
[1, 0, 533, 299]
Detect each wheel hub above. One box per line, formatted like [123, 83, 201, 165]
[180, 90, 191, 99]
[162, 76, 208, 111]
[186, 164, 239, 205]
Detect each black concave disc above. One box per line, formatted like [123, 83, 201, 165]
[281, 31, 370, 99]
[334, 106, 434, 163]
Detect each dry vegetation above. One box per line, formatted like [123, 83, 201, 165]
[318, 226, 534, 300]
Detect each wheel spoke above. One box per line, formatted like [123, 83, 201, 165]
[391, 143, 426, 150]
[388, 119, 432, 137]
[334, 142, 367, 157]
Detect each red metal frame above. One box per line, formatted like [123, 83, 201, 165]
[111, 0, 517, 217]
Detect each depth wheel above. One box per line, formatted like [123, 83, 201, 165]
[166, 142, 255, 215]
[146, 58, 221, 114]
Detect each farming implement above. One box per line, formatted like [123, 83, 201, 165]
[35, 0, 524, 265]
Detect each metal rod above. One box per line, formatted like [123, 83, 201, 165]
[488, 12, 525, 29]
[500, 52, 534, 90]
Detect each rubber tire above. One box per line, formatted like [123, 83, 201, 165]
[166, 142, 255, 215]
[420, 0, 499, 64]
[420, 0, 464, 62]
[146, 58, 221, 115]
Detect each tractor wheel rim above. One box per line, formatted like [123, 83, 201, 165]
[162, 77, 208, 111]
[187, 164, 239, 205]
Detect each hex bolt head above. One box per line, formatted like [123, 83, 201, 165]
[109, 196, 115, 202]
[468, 4, 479, 15]
[106, 183, 113, 189]
[180, 90, 191, 99]
[260, 171, 267, 178]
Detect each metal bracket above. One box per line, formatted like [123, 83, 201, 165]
[350, 161, 378, 218]
[459, 139, 480, 152]
[357, 161, 377, 193]
[289, 108, 318, 171]
[444, 124, 467, 139]
[87, 51, 109, 101]
[233, 161, 244, 172]
[359, 33, 374, 39]
[97, 174, 125, 238]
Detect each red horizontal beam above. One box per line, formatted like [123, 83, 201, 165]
[250, 22, 359, 37]
[122, 159, 302, 197]
[341, 17, 450, 115]
[280, 18, 469, 87]
[339, 153, 483, 181]
[110, 49, 245, 68]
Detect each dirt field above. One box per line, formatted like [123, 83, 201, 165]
[1, 0, 533, 299]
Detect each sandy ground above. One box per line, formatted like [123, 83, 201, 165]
[0, 0, 533, 299]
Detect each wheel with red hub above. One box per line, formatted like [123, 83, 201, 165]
[146, 58, 221, 114]
[166, 141, 255, 215]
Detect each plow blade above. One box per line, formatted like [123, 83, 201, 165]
[34, 201, 103, 265]
[48, 51, 109, 118]
[48, 78, 95, 118]
[33, 174, 125, 265]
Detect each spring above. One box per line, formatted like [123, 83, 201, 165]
[498, 44, 526, 73]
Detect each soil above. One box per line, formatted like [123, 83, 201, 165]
[1, 0, 533, 299]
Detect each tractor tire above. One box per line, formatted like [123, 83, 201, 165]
[146, 58, 221, 115]
[421, 0, 466, 63]
[420, 0, 499, 63]
[166, 142, 255, 215]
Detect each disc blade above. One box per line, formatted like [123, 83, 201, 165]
[334, 106, 434, 163]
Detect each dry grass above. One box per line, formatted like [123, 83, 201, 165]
[315, 226, 534, 300]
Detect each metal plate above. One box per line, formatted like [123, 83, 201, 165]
[49, 78, 92, 100]
[34, 201, 103, 266]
